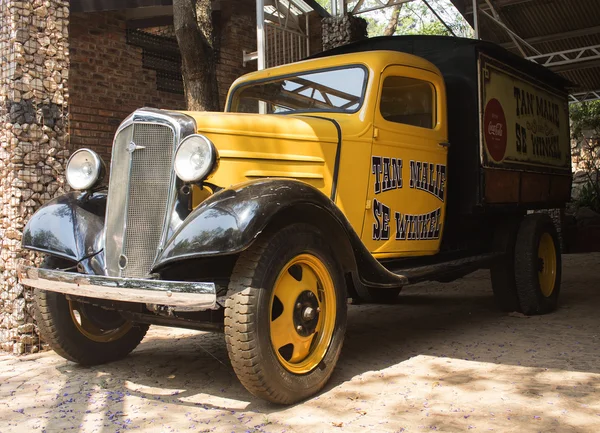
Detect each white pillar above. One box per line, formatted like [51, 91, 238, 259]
[256, 0, 265, 70]
[472, 0, 479, 39]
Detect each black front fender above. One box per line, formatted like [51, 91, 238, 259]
[154, 179, 407, 290]
[155, 179, 332, 267]
[22, 192, 106, 265]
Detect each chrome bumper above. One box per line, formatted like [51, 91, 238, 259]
[18, 265, 217, 309]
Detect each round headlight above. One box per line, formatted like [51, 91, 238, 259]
[66, 149, 105, 191]
[174, 134, 219, 183]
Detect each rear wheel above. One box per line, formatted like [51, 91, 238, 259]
[490, 218, 522, 312]
[33, 257, 149, 365]
[224, 224, 347, 404]
[514, 214, 561, 315]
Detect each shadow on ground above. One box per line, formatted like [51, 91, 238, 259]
[2, 254, 599, 432]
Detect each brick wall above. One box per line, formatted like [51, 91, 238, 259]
[213, 0, 257, 108]
[69, 12, 186, 162]
[68, 3, 258, 162]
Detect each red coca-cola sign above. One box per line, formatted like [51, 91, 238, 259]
[484, 98, 507, 162]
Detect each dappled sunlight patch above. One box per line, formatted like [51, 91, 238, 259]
[178, 394, 250, 411]
[124, 380, 186, 397]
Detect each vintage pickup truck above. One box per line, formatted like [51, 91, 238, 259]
[19, 36, 571, 404]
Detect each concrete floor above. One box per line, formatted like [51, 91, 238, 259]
[1, 253, 599, 432]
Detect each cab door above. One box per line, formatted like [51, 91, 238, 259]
[360, 65, 449, 258]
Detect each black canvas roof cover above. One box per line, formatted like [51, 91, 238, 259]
[311, 35, 571, 92]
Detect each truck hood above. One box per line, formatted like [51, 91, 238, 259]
[184, 112, 341, 200]
[186, 111, 339, 144]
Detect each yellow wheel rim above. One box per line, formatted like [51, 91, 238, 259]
[68, 301, 132, 343]
[538, 233, 557, 297]
[269, 254, 336, 374]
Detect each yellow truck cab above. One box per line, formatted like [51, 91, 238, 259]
[19, 36, 571, 404]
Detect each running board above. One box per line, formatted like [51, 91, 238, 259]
[386, 252, 503, 285]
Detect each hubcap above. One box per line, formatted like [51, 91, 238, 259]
[269, 254, 336, 374]
[69, 301, 132, 343]
[537, 232, 557, 297]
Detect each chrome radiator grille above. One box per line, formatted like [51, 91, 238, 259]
[104, 121, 176, 278]
[123, 124, 175, 277]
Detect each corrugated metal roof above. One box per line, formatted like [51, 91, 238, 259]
[450, 0, 600, 93]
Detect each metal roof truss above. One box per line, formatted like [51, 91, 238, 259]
[569, 90, 600, 104]
[468, 0, 600, 102]
[528, 45, 600, 69]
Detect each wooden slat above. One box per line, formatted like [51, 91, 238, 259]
[485, 168, 520, 203]
[521, 172, 550, 203]
[485, 168, 572, 205]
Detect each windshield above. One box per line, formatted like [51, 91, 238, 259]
[229, 66, 367, 114]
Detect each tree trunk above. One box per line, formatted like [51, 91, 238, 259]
[173, 0, 220, 111]
[383, 4, 403, 36]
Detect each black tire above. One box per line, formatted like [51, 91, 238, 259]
[33, 257, 149, 365]
[366, 287, 401, 303]
[224, 224, 347, 404]
[514, 214, 562, 315]
[490, 218, 522, 312]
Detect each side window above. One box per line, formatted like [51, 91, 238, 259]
[380, 76, 436, 129]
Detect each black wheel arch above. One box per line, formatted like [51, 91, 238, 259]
[22, 191, 106, 272]
[154, 179, 406, 295]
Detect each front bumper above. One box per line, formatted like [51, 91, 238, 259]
[18, 266, 217, 309]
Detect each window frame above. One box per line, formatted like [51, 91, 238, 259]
[227, 64, 370, 115]
[379, 76, 437, 130]
[376, 66, 444, 134]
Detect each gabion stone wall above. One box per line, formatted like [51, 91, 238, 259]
[322, 14, 368, 51]
[0, 0, 70, 354]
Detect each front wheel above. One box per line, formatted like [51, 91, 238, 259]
[224, 224, 347, 404]
[33, 258, 149, 365]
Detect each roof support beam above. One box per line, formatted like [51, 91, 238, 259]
[482, 0, 525, 56]
[350, 0, 416, 15]
[422, 0, 457, 37]
[464, 0, 535, 14]
[302, 0, 331, 17]
[479, 8, 541, 55]
[570, 90, 600, 104]
[528, 44, 600, 68]
[500, 25, 600, 50]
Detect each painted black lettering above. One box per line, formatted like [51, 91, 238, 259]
[372, 199, 381, 240]
[381, 203, 390, 240]
[395, 159, 403, 188]
[438, 165, 446, 202]
[427, 210, 436, 239]
[382, 157, 391, 191]
[395, 211, 406, 240]
[372, 156, 382, 194]
[421, 162, 428, 192]
[520, 89, 528, 117]
[434, 208, 441, 238]
[428, 163, 435, 194]
[389, 158, 397, 189]
[409, 160, 418, 189]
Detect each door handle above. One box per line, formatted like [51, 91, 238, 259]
[439, 142, 451, 148]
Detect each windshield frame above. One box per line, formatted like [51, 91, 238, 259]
[226, 64, 370, 115]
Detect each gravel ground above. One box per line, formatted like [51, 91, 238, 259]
[1, 253, 599, 433]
